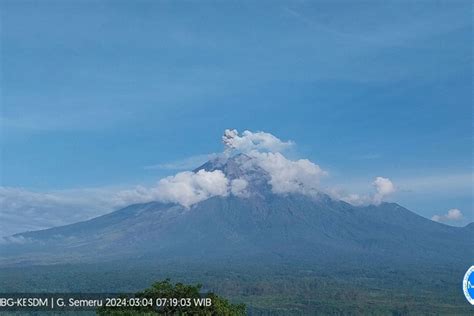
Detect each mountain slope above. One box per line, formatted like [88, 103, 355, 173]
[0, 155, 472, 267]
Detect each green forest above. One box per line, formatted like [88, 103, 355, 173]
[0, 260, 471, 315]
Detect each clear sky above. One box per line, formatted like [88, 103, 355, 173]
[0, 0, 472, 233]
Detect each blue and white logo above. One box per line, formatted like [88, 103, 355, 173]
[463, 265, 474, 305]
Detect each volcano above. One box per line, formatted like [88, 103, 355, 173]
[1, 154, 472, 268]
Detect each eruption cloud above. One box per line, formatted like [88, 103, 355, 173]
[222, 129, 293, 153]
[150, 129, 394, 207]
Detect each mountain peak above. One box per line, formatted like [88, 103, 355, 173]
[195, 153, 273, 196]
[194, 153, 250, 176]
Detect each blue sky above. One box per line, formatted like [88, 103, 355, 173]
[0, 0, 472, 232]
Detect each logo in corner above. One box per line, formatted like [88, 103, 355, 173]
[463, 265, 474, 305]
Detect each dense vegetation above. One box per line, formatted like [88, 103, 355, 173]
[0, 261, 471, 315]
[96, 279, 245, 315]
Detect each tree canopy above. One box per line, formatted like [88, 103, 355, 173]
[97, 279, 246, 316]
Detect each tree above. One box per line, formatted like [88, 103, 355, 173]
[97, 279, 246, 315]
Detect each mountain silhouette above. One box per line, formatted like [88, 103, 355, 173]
[1, 154, 472, 268]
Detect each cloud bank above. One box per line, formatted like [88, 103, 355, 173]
[154, 170, 229, 207]
[248, 151, 326, 195]
[331, 176, 396, 206]
[431, 208, 463, 223]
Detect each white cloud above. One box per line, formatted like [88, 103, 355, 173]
[230, 179, 249, 197]
[373, 177, 396, 195]
[432, 208, 463, 222]
[222, 129, 293, 153]
[148, 130, 328, 203]
[446, 208, 463, 220]
[247, 151, 326, 195]
[220, 129, 328, 196]
[372, 176, 396, 205]
[329, 176, 396, 206]
[154, 170, 229, 208]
